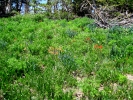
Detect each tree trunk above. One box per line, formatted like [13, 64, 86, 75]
[25, 0, 29, 13]
[5, 0, 11, 13]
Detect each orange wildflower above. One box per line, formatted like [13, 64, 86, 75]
[94, 44, 103, 49]
[84, 37, 91, 43]
[86, 37, 90, 41]
[99, 45, 103, 49]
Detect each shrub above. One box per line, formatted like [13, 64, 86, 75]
[59, 52, 78, 72]
[65, 29, 78, 38]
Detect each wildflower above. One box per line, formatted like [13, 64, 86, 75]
[48, 46, 62, 55]
[99, 45, 103, 49]
[94, 44, 103, 49]
[58, 47, 63, 52]
[84, 37, 91, 43]
[86, 37, 90, 41]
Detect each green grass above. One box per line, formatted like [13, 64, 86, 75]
[0, 14, 133, 99]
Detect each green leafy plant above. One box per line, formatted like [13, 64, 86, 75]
[59, 52, 78, 72]
[118, 74, 127, 85]
[65, 29, 78, 38]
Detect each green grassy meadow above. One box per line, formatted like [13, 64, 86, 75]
[0, 14, 133, 99]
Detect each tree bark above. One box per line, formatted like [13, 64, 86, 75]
[25, 0, 29, 13]
[6, 0, 11, 13]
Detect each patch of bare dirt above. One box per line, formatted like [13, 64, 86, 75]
[98, 85, 104, 91]
[73, 89, 84, 100]
[110, 83, 118, 93]
[113, 83, 118, 93]
[126, 74, 133, 81]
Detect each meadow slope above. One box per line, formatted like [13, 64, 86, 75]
[0, 14, 133, 99]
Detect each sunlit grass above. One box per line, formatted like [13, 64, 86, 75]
[0, 14, 133, 99]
